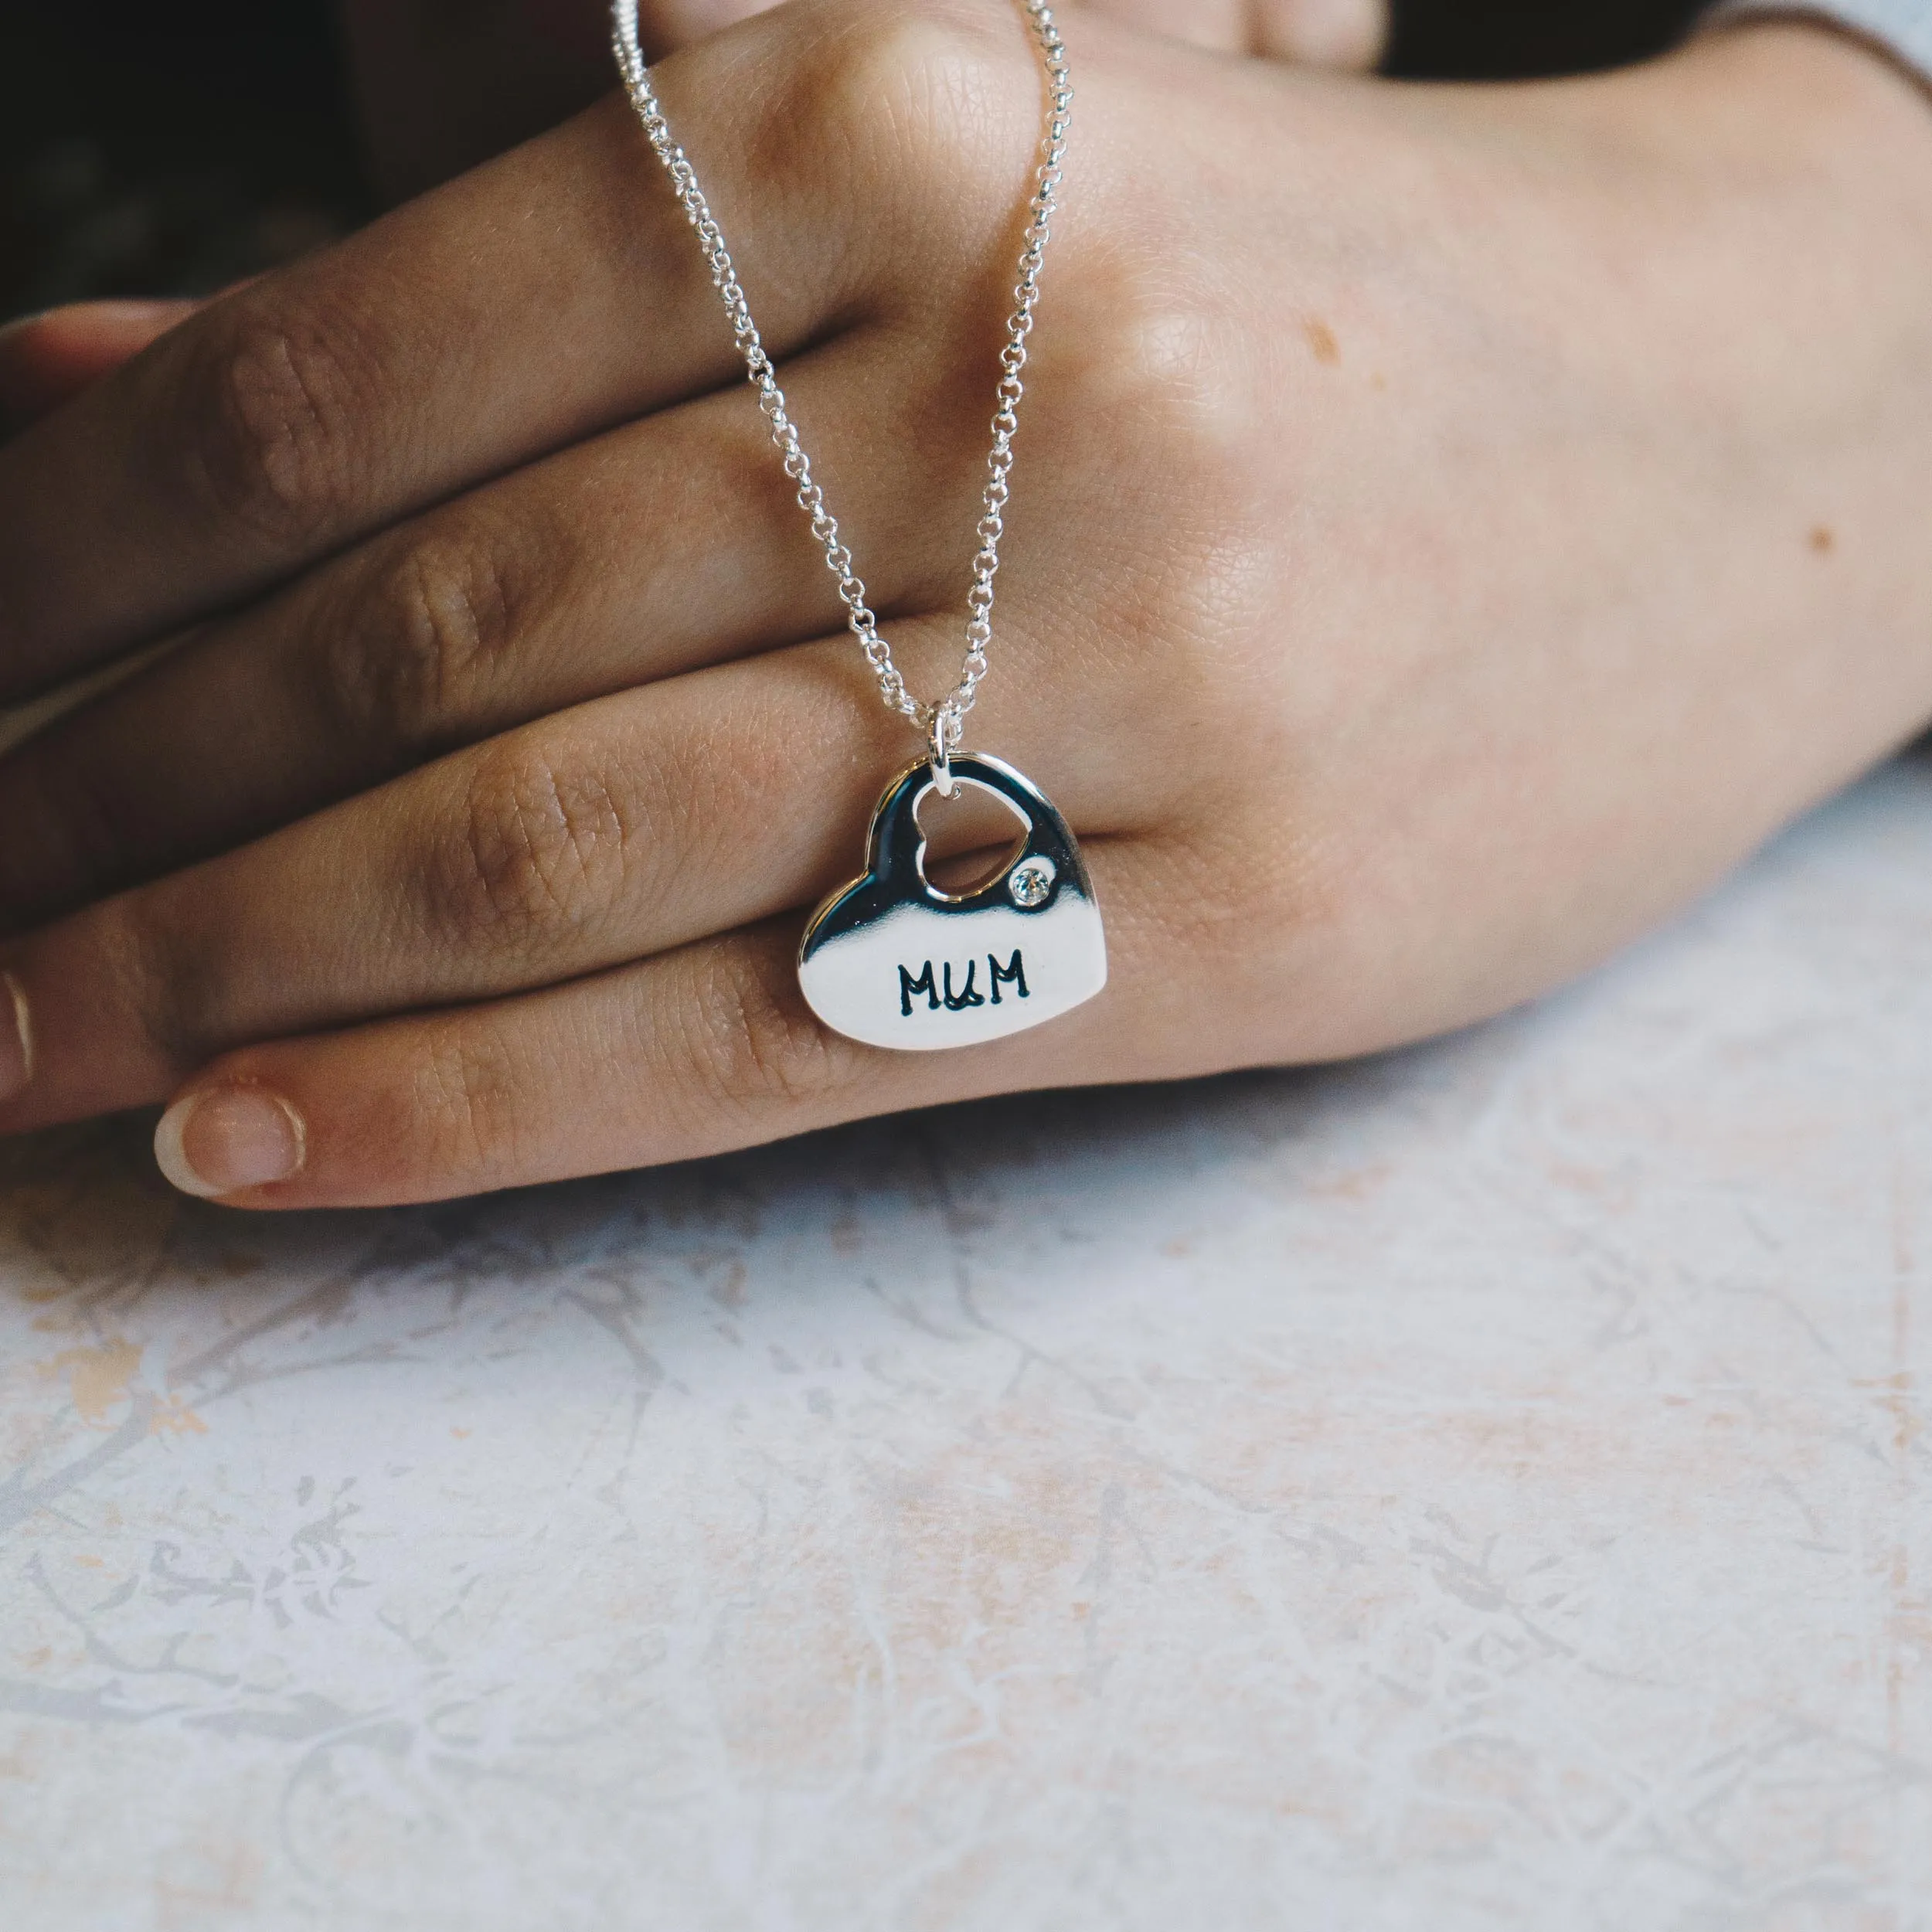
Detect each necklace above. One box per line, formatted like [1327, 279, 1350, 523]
[612, 0, 1107, 1051]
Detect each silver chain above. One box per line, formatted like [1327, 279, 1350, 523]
[611, 0, 1071, 769]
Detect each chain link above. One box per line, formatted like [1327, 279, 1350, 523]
[611, 0, 1070, 754]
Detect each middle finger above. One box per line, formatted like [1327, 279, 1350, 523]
[0, 325, 986, 930]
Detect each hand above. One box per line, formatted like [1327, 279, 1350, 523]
[0, 2, 1928, 1208]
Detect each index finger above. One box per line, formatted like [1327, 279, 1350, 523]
[0, 0, 971, 702]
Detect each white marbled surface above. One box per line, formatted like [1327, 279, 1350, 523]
[2, 759, 1929, 1932]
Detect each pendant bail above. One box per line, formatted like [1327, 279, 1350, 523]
[929, 708, 960, 798]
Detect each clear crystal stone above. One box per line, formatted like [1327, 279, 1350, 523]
[1008, 857, 1056, 908]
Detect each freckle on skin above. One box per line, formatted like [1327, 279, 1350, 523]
[1810, 525, 1835, 554]
[1304, 318, 1341, 366]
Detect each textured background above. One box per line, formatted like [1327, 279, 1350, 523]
[2, 756, 1927, 1930]
[0, 1, 364, 327]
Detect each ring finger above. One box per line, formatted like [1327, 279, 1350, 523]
[0, 617, 1162, 1134]
[151, 880, 1159, 1210]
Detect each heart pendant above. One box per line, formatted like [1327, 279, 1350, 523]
[798, 753, 1107, 1052]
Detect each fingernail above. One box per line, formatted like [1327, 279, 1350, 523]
[0, 973, 32, 1102]
[155, 1086, 307, 1199]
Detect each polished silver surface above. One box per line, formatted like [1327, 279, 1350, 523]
[798, 753, 1107, 1051]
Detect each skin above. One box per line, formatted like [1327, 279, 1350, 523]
[0, 0, 1928, 1209]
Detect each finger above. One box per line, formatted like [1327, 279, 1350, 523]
[0, 623, 1151, 1133]
[0, 301, 201, 433]
[1250, 0, 1388, 70]
[0, 0, 1043, 701]
[0, 90, 764, 700]
[148, 872, 1149, 1209]
[0, 323, 988, 929]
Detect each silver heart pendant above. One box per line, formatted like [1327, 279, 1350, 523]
[798, 753, 1107, 1051]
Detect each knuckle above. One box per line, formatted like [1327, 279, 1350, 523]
[181, 302, 372, 546]
[760, 0, 1033, 218]
[317, 529, 520, 757]
[841, 0, 1018, 129]
[1046, 270, 1280, 701]
[423, 739, 635, 951]
[1085, 281, 1255, 484]
[681, 938, 861, 1119]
